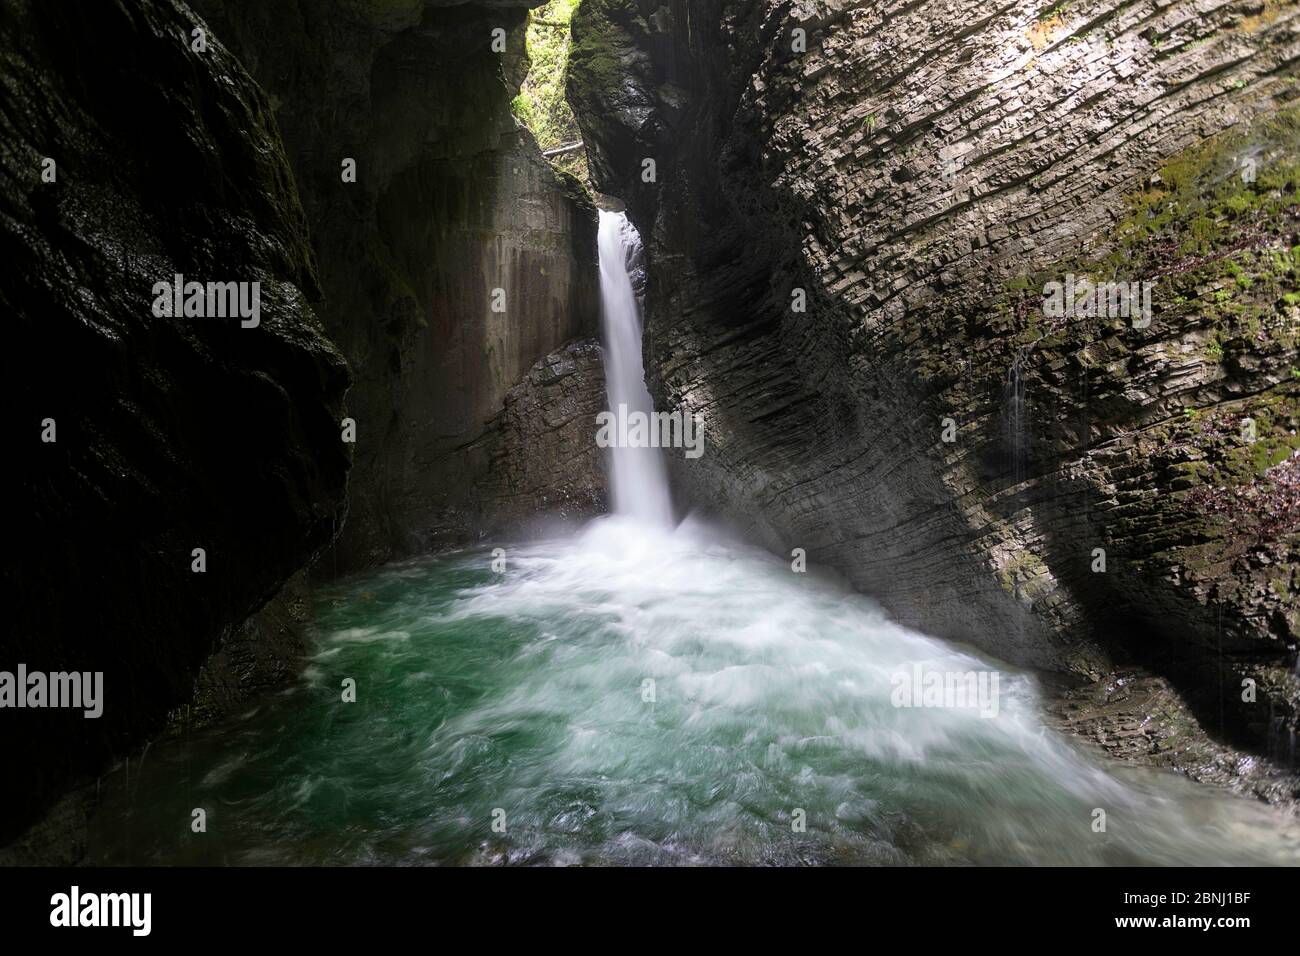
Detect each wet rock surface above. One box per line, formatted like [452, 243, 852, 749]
[1046, 669, 1298, 802]
[175, 571, 317, 732]
[471, 338, 609, 536]
[2, 0, 351, 843]
[569, 0, 1300, 781]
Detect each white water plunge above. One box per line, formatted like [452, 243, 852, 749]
[597, 209, 675, 527]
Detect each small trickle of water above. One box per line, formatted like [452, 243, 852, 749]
[1004, 349, 1028, 485]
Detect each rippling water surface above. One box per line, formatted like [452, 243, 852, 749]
[86, 516, 1300, 865]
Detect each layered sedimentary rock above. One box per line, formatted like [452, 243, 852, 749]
[476, 338, 609, 526]
[570, 0, 1300, 784]
[191, 0, 605, 569]
[1, 0, 351, 843]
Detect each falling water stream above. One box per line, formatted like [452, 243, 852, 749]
[84, 213, 1300, 866]
[597, 210, 674, 527]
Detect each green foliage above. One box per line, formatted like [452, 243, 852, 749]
[512, 0, 588, 182]
[983, 106, 1300, 510]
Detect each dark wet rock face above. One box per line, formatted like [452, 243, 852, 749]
[570, 0, 1300, 783]
[1, 0, 351, 842]
[477, 338, 609, 527]
[191, 0, 604, 568]
[177, 572, 317, 732]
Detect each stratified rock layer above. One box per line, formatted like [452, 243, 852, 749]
[570, 0, 1300, 780]
[192, 0, 605, 569]
[1, 0, 351, 842]
[478, 337, 609, 526]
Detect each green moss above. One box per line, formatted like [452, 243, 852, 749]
[1037, 1, 1073, 21]
[1172, 391, 1300, 492]
[513, 0, 587, 181]
[567, 0, 643, 95]
[571, 48, 624, 91]
[556, 165, 595, 211]
[969, 105, 1300, 515]
[1062, 109, 1298, 358]
[996, 547, 1054, 598]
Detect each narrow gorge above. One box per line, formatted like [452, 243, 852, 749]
[2, 0, 1298, 870]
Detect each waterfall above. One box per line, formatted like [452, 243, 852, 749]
[597, 209, 674, 526]
[1004, 349, 1027, 486]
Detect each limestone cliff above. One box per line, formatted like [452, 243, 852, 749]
[191, 0, 606, 568]
[569, 0, 1300, 788]
[1, 0, 351, 843]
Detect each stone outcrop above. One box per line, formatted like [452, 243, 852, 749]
[173, 571, 316, 732]
[570, 0, 1300, 787]
[191, 0, 605, 569]
[1, 0, 351, 843]
[475, 338, 609, 529]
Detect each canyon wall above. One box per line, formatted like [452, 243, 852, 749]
[191, 0, 606, 569]
[570, 0, 1300, 784]
[1, 0, 351, 845]
[3, 0, 609, 854]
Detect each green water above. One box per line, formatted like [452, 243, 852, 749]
[86, 516, 1300, 865]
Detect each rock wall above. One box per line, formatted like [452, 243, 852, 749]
[191, 0, 605, 569]
[173, 571, 316, 732]
[476, 337, 609, 526]
[1, 0, 351, 843]
[569, 0, 1300, 780]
